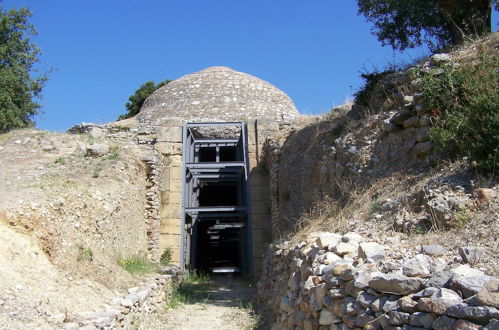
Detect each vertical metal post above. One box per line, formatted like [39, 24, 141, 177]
[241, 122, 254, 276]
[180, 123, 188, 271]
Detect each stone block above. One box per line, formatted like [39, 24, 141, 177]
[169, 167, 182, 180]
[165, 155, 183, 167]
[157, 118, 183, 127]
[250, 185, 270, 201]
[251, 214, 272, 228]
[160, 219, 181, 235]
[251, 202, 271, 216]
[249, 172, 269, 186]
[253, 228, 272, 244]
[253, 241, 268, 258]
[159, 167, 171, 191]
[156, 126, 182, 143]
[253, 257, 264, 277]
[170, 179, 181, 193]
[161, 203, 181, 219]
[154, 142, 182, 155]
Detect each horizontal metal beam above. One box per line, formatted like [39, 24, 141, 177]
[186, 162, 245, 169]
[186, 122, 244, 128]
[185, 206, 247, 213]
[193, 138, 239, 144]
[192, 173, 242, 180]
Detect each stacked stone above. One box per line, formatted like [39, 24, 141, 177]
[141, 153, 162, 262]
[67, 122, 139, 144]
[257, 232, 498, 329]
[380, 53, 455, 158]
[63, 274, 176, 329]
[137, 66, 300, 127]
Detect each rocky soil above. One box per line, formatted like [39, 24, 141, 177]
[0, 128, 151, 328]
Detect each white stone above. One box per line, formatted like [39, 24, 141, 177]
[451, 264, 484, 277]
[342, 232, 363, 243]
[86, 144, 109, 157]
[315, 232, 342, 250]
[323, 252, 342, 265]
[359, 242, 386, 261]
[333, 242, 358, 256]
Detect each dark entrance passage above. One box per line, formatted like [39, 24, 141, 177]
[181, 122, 252, 275]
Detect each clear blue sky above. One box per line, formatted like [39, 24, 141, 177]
[5, 1, 498, 131]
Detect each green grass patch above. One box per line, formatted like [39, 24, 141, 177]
[92, 167, 102, 178]
[77, 247, 93, 261]
[105, 145, 120, 161]
[168, 271, 213, 308]
[117, 253, 158, 275]
[54, 157, 66, 165]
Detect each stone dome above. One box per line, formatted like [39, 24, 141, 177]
[137, 66, 300, 126]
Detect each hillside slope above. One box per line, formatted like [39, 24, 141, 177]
[0, 128, 151, 328]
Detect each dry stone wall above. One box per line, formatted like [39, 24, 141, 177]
[62, 273, 178, 329]
[257, 232, 499, 329]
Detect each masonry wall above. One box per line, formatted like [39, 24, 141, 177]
[151, 119, 277, 276]
[154, 119, 183, 265]
[247, 119, 279, 276]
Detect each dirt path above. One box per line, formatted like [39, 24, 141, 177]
[149, 274, 260, 330]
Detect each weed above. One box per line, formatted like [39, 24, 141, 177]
[77, 247, 93, 261]
[54, 157, 66, 165]
[451, 210, 472, 228]
[92, 167, 102, 178]
[160, 247, 173, 265]
[112, 125, 130, 132]
[168, 271, 212, 308]
[369, 197, 382, 218]
[105, 145, 120, 161]
[417, 43, 498, 173]
[117, 253, 157, 275]
[354, 69, 395, 109]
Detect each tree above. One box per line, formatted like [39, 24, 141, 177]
[118, 79, 171, 120]
[0, 5, 47, 133]
[357, 0, 497, 51]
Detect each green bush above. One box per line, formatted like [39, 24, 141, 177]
[419, 45, 499, 172]
[160, 247, 173, 265]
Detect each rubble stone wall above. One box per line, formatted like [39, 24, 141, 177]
[257, 232, 499, 329]
[66, 274, 177, 329]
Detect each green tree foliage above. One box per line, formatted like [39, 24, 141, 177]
[118, 79, 171, 120]
[0, 5, 47, 133]
[357, 0, 497, 51]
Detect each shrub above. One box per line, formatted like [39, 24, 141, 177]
[160, 247, 173, 265]
[419, 45, 499, 172]
[354, 69, 395, 109]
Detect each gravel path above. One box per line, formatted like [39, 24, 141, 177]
[149, 274, 260, 330]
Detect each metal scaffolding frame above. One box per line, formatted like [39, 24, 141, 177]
[180, 122, 253, 274]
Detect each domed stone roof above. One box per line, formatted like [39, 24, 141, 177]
[137, 66, 300, 126]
